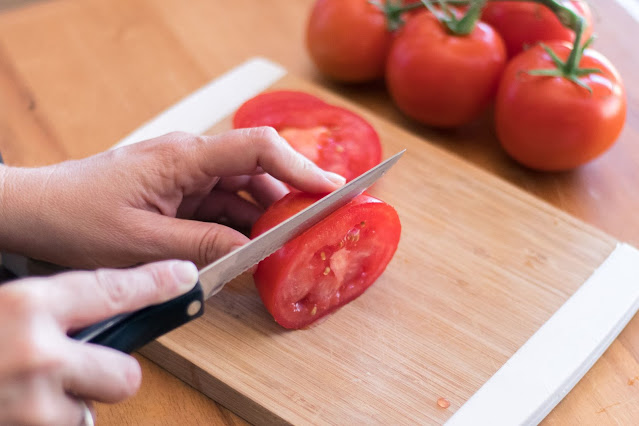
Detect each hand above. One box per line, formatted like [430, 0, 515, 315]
[0, 259, 199, 425]
[0, 128, 345, 268]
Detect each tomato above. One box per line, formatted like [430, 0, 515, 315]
[251, 192, 401, 329]
[482, 1, 593, 58]
[385, 10, 507, 127]
[233, 91, 382, 182]
[306, 0, 393, 82]
[495, 42, 626, 171]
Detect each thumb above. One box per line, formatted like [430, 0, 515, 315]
[49, 259, 200, 328]
[149, 215, 250, 267]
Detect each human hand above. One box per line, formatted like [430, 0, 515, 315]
[0, 128, 345, 268]
[0, 259, 199, 425]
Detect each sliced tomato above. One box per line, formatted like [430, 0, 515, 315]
[251, 192, 401, 329]
[233, 91, 382, 182]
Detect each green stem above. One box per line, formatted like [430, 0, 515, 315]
[565, 14, 584, 72]
[373, 0, 598, 90]
[421, 0, 487, 36]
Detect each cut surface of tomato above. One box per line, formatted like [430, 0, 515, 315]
[233, 91, 382, 182]
[251, 192, 401, 329]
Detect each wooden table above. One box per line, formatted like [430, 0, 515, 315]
[0, 0, 638, 424]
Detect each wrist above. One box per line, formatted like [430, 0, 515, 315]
[0, 165, 46, 255]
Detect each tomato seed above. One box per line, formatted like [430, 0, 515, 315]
[320, 251, 327, 260]
[437, 397, 450, 409]
[323, 266, 331, 275]
[310, 306, 318, 315]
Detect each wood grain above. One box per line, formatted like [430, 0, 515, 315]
[132, 75, 622, 424]
[0, 0, 637, 424]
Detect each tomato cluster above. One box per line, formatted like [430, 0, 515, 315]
[306, 0, 626, 171]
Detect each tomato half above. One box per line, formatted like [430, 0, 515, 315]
[495, 42, 626, 171]
[482, 1, 593, 58]
[385, 10, 507, 127]
[233, 91, 382, 182]
[251, 192, 401, 329]
[306, 0, 393, 82]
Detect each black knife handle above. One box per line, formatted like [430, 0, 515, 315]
[72, 281, 204, 353]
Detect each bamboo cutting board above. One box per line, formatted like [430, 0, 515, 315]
[115, 59, 638, 424]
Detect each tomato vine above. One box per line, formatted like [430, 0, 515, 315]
[372, 0, 599, 90]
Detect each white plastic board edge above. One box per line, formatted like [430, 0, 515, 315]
[446, 243, 639, 426]
[111, 57, 287, 149]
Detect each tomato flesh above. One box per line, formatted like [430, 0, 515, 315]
[251, 193, 401, 329]
[234, 91, 382, 182]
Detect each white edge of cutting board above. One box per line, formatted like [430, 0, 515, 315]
[4, 57, 639, 424]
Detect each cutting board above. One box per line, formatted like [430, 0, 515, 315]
[115, 59, 639, 424]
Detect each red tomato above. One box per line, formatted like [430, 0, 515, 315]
[385, 10, 507, 127]
[306, 0, 393, 82]
[251, 192, 401, 329]
[482, 1, 593, 58]
[233, 91, 382, 182]
[495, 42, 626, 171]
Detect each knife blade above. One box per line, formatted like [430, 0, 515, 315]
[72, 150, 404, 353]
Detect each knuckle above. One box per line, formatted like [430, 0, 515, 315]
[155, 137, 184, 160]
[2, 290, 61, 371]
[165, 130, 192, 141]
[197, 227, 224, 265]
[19, 334, 54, 371]
[251, 126, 281, 148]
[3, 284, 44, 316]
[95, 268, 130, 311]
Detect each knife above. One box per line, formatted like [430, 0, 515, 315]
[72, 150, 404, 353]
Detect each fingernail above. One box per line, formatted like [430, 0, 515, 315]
[171, 261, 199, 290]
[323, 171, 346, 186]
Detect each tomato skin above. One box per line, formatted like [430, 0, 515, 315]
[232, 90, 327, 127]
[495, 42, 626, 171]
[482, 1, 593, 58]
[306, 0, 393, 82]
[233, 91, 382, 182]
[385, 11, 507, 127]
[252, 193, 401, 329]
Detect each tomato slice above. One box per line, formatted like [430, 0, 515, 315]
[251, 192, 401, 329]
[233, 91, 382, 182]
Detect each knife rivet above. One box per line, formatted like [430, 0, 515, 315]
[187, 300, 202, 317]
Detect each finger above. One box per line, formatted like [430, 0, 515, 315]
[217, 174, 289, 207]
[143, 213, 250, 268]
[63, 341, 141, 403]
[246, 173, 290, 207]
[1, 375, 90, 426]
[216, 175, 251, 192]
[192, 190, 263, 229]
[161, 128, 346, 193]
[49, 260, 199, 328]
